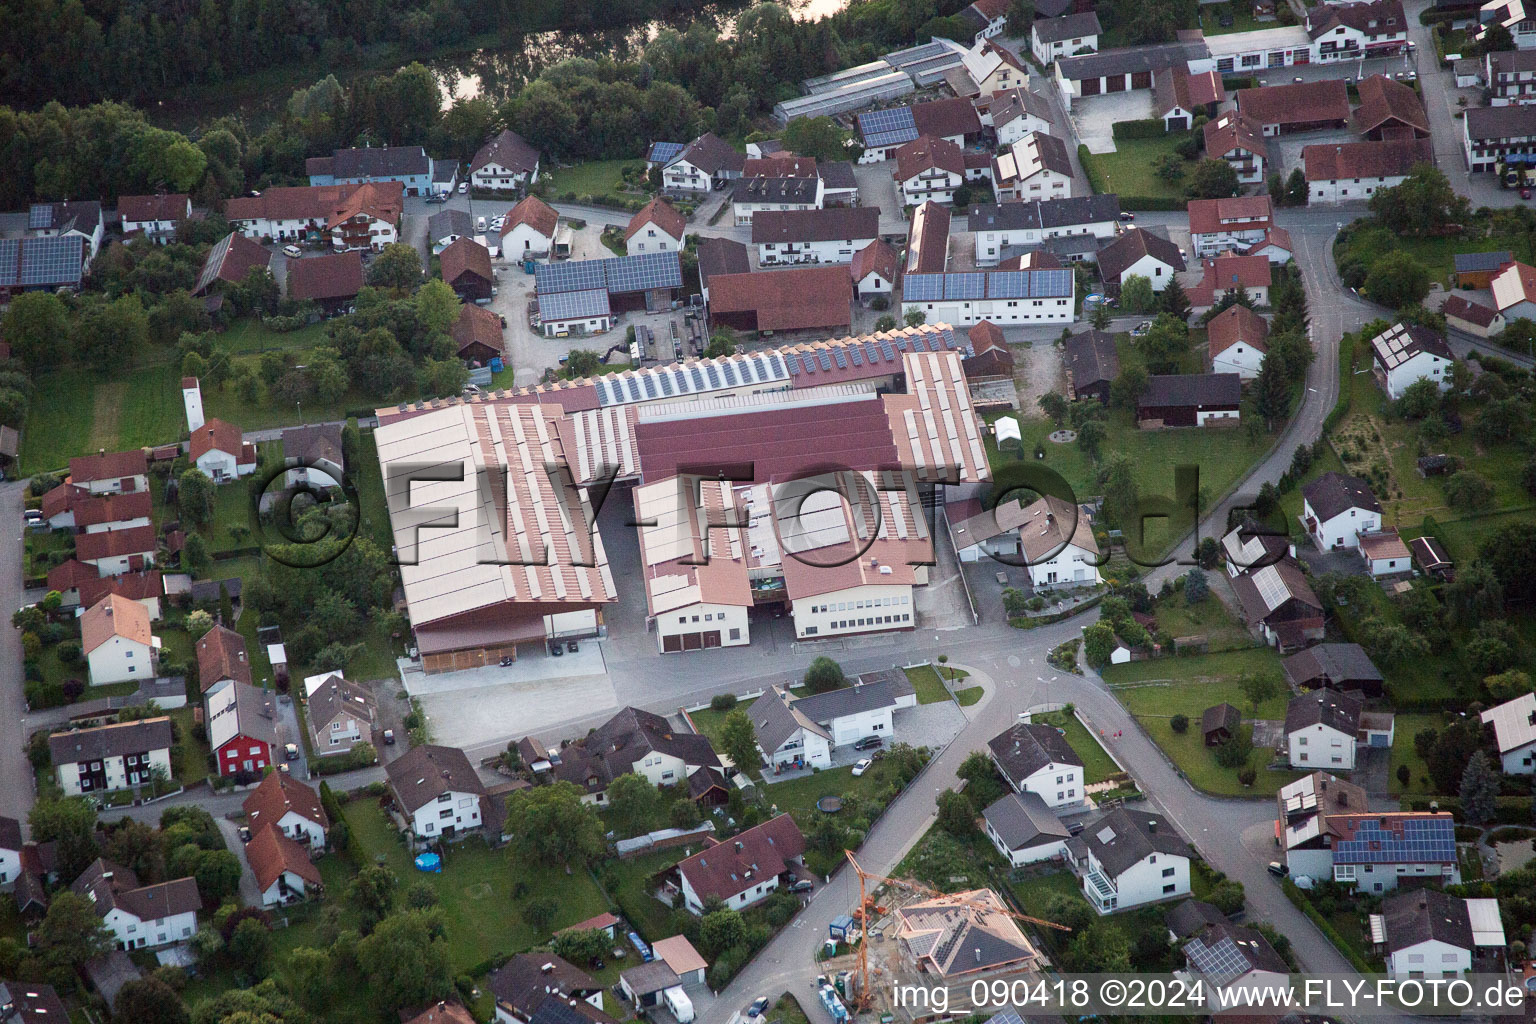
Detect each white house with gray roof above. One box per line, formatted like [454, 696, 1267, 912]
[1481, 692, 1536, 775]
[1071, 807, 1192, 914]
[987, 720, 1085, 808]
[751, 687, 832, 772]
[983, 790, 1072, 865]
[1373, 889, 1503, 979]
[787, 669, 916, 748]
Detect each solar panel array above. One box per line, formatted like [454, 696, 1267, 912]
[538, 287, 610, 323]
[535, 251, 682, 299]
[1186, 934, 1253, 987]
[0, 236, 83, 289]
[647, 142, 685, 165]
[901, 270, 1073, 301]
[0, 241, 18, 286]
[1334, 818, 1455, 865]
[593, 351, 789, 407]
[27, 204, 53, 230]
[857, 106, 918, 148]
[195, 233, 234, 295]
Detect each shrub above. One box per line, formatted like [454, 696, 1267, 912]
[1170, 713, 1189, 734]
[709, 693, 738, 712]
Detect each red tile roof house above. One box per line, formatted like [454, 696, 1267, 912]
[118, 193, 191, 243]
[245, 823, 323, 906]
[500, 195, 560, 257]
[1302, 137, 1435, 205]
[242, 771, 329, 851]
[286, 249, 363, 317]
[1441, 294, 1504, 338]
[193, 231, 272, 297]
[451, 303, 505, 364]
[470, 128, 541, 191]
[706, 266, 853, 334]
[892, 136, 966, 206]
[1234, 79, 1351, 135]
[1207, 303, 1270, 379]
[1203, 112, 1267, 185]
[671, 813, 806, 913]
[207, 681, 279, 778]
[439, 235, 494, 303]
[196, 624, 252, 697]
[77, 570, 164, 620]
[625, 198, 687, 256]
[1188, 254, 1272, 311]
[325, 180, 404, 251]
[75, 525, 157, 577]
[850, 239, 900, 300]
[1187, 195, 1273, 258]
[1154, 67, 1225, 131]
[189, 417, 257, 483]
[69, 448, 148, 495]
[963, 321, 1014, 379]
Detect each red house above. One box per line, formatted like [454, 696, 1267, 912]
[208, 681, 279, 778]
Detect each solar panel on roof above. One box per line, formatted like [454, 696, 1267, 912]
[902, 274, 944, 301]
[879, 339, 896, 361]
[721, 362, 738, 386]
[27, 204, 52, 230]
[627, 379, 642, 401]
[644, 376, 657, 398]
[689, 367, 705, 391]
[786, 353, 803, 375]
[862, 340, 879, 363]
[659, 373, 674, 396]
[705, 365, 721, 388]
[849, 347, 863, 366]
[539, 286, 610, 322]
[832, 348, 847, 369]
[945, 273, 986, 300]
[0, 240, 19, 287]
[857, 106, 919, 148]
[988, 271, 1026, 298]
[18, 236, 83, 287]
[817, 351, 833, 371]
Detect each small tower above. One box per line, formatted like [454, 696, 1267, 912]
[182, 376, 204, 433]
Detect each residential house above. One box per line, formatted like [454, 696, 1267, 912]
[1203, 112, 1268, 184]
[428, 209, 476, 253]
[82, 594, 155, 685]
[903, 266, 1075, 325]
[785, 668, 917, 747]
[193, 231, 272, 297]
[470, 130, 541, 191]
[750, 686, 831, 772]
[707, 266, 852, 333]
[0, 982, 69, 1023]
[1306, 0, 1409, 62]
[1063, 328, 1119, 402]
[501, 195, 560, 258]
[1276, 770, 1367, 881]
[1475, 0, 1536, 53]
[1242, 226, 1295, 264]
[1031, 12, 1102, 64]
[440, 236, 494, 303]
[1327, 811, 1460, 892]
[949, 494, 1101, 587]
[963, 320, 1014, 378]
[1136, 374, 1242, 427]
[190, 418, 257, 482]
[1207, 303, 1269, 378]
[959, 0, 1011, 41]
[753, 207, 880, 266]
[39, 484, 145, 532]
[1282, 643, 1384, 697]
[551, 706, 722, 802]
[626, 198, 686, 256]
[207, 682, 279, 778]
[306, 674, 377, 758]
[1188, 254, 1272, 310]
[75, 526, 156, 577]
[1178, 918, 1290, 991]
[1234, 79, 1351, 134]
[245, 825, 323, 906]
[1096, 228, 1185, 294]
[850, 239, 900, 300]
[287, 250, 364, 316]
[69, 449, 148, 495]
[856, 97, 982, 163]
[1481, 691, 1536, 774]
[488, 954, 606, 1024]
[196, 624, 251, 697]
[1230, 558, 1324, 649]
[1359, 528, 1412, 577]
[1303, 138, 1436, 203]
[282, 422, 344, 490]
[451, 303, 505, 364]
[1353, 74, 1431, 138]
[72, 859, 200, 950]
[987, 720, 1085, 808]
[327, 181, 403, 251]
[1201, 704, 1240, 746]
[990, 88, 1058, 147]
[892, 136, 965, 206]
[26, 201, 104, 261]
[1286, 688, 1367, 770]
[404, 1004, 479, 1024]
[1154, 68, 1225, 131]
[1374, 889, 1504, 979]
[386, 744, 487, 840]
[1454, 250, 1514, 288]
[818, 160, 861, 206]
[993, 131, 1075, 201]
[223, 183, 390, 247]
[672, 813, 806, 913]
[1071, 807, 1192, 913]
[894, 889, 1039, 976]
[44, 559, 97, 607]
[1221, 521, 1293, 578]
[1301, 471, 1383, 549]
[242, 772, 329, 850]
[662, 133, 745, 193]
[49, 717, 173, 797]
[984, 791, 1072, 866]
[1484, 50, 1536, 105]
[0, 817, 21, 891]
[1188, 196, 1274, 258]
[118, 194, 190, 243]
[967, 195, 1121, 266]
[731, 175, 825, 225]
[306, 145, 439, 194]
[1463, 104, 1536, 173]
[1492, 259, 1536, 321]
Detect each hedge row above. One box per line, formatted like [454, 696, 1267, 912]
[1077, 144, 1106, 193]
[1009, 593, 1104, 630]
[1118, 196, 1190, 211]
[1281, 879, 1375, 974]
[1321, 335, 1357, 434]
[1111, 118, 1171, 140]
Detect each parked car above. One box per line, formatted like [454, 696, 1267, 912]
[23, 509, 43, 526]
[550, 642, 564, 656]
[1118, 212, 1135, 222]
[1131, 320, 1153, 336]
[787, 879, 814, 894]
[278, 762, 290, 774]
[426, 192, 448, 203]
[1067, 819, 1086, 836]
[1267, 861, 1288, 877]
[748, 997, 770, 1019]
[1293, 75, 1303, 83]
[238, 826, 252, 843]
[382, 729, 396, 745]
[284, 743, 298, 761]
[853, 735, 883, 751]
[567, 639, 579, 653]
[458, 182, 469, 194]
[282, 244, 303, 258]
[851, 758, 873, 777]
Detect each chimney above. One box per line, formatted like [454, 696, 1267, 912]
[974, 948, 981, 963]
[1147, 818, 1157, 833]
[99, 448, 105, 457]
[735, 841, 744, 852]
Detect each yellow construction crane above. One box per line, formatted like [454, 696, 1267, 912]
[841, 851, 1071, 1012]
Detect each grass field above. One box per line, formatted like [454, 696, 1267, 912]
[540, 160, 646, 203]
[1390, 712, 1442, 795]
[1198, 3, 1268, 33]
[1029, 710, 1120, 784]
[602, 848, 685, 942]
[21, 364, 185, 473]
[903, 665, 953, 704]
[1080, 134, 1198, 203]
[1105, 649, 1301, 795]
[955, 686, 984, 706]
[1146, 592, 1259, 651]
[217, 319, 330, 354]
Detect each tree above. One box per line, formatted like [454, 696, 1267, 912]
[1487, 669, 1534, 701]
[182, 532, 211, 577]
[705, 332, 736, 358]
[1253, 357, 1292, 428]
[185, 608, 214, 640]
[414, 278, 460, 337]
[188, 980, 309, 1024]
[553, 928, 610, 967]
[957, 751, 1005, 811]
[356, 910, 453, 1014]
[1395, 378, 1442, 419]
[1475, 19, 1516, 53]
[699, 908, 746, 956]
[229, 916, 273, 978]
[178, 467, 215, 526]
[512, 782, 606, 866]
[780, 116, 852, 163]
[76, 294, 150, 367]
[1285, 167, 1308, 206]
[874, 315, 898, 332]
[1268, 172, 1286, 207]
[349, 864, 397, 932]
[1476, 396, 1531, 444]
[1460, 751, 1500, 826]
[1170, 713, 1189, 733]
[803, 656, 845, 693]
[113, 976, 190, 1024]
[1358, 617, 1430, 665]
[1082, 621, 1117, 667]
[565, 350, 603, 378]
[1110, 365, 1149, 410]
[524, 896, 558, 931]
[35, 890, 113, 972]
[1184, 567, 1208, 604]
[1363, 251, 1430, 308]
[1445, 470, 1495, 512]
[1038, 392, 1069, 425]
[30, 797, 98, 883]
[1077, 419, 1107, 461]
[1207, 880, 1246, 915]
[605, 773, 662, 837]
[367, 243, 424, 292]
[1153, 153, 1185, 183]
[1160, 277, 1191, 322]
[1186, 159, 1239, 199]
[194, 849, 242, 906]
[1138, 315, 1191, 375]
[404, 880, 439, 911]
[904, 309, 926, 327]
[719, 710, 761, 776]
[1120, 274, 1155, 314]
[1369, 165, 1469, 237]
[936, 788, 974, 836]
[283, 946, 333, 1010]
[1, 292, 70, 370]
[1238, 671, 1280, 713]
[1090, 304, 1112, 331]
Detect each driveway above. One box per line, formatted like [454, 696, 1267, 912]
[218, 816, 264, 907]
[1070, 91, 1158, 154]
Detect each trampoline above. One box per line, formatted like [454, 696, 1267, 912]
[414, 852, 442, 873]
[816, 796, 843, 813]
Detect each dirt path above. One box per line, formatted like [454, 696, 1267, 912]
[1013, 338, 1063, 416]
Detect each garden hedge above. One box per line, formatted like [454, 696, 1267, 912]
[1111, 118, 1171, 140]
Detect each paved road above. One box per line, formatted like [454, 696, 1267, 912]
[0, 481, 32, 834]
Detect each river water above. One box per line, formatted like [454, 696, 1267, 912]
[424, 0, 850, 108]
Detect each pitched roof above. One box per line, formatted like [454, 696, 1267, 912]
[1303, 138, 1434, 181]
[1034, 10, 1102, 42]
[71, 489, 152, 529]
[987, 721, 1082, 786]
[696, 236, 751, 290]
[1097, 228, 1186, 282]
[48, 717, 173, 766]
[751, 686, 830, 756]
[311, 145, 430, 179]
[1184, 921, 1290, 983]
[620, 960, 681, 997]
[1064, 328, 1119, 390]
[911, 96, 984, 139]
[69, 449, 147, 485]
[196, 624, 252, 692]
[1285, 687, 1362, 735]
[1006, 131, 1075, 183]
[0, 815, 21, 852]
[46, 558, 98, 593]
[72, 858, 201, 922]
[471, 129, 540, 175]
[287, 251, 363, 302]
[428, 208, 475, 242]
[1302, 470, 1382, 521]
[189, 417, 247, 462]
[1465, 103, 1536, 142]
[1207, 303, 1270, 357]
[895, 889, 1037, 976]
[243, 771, 329, 831]
[556, 706, 720, 793]
[1380, 888, 1473, 954]
[119, 194, 190, 223]
[673, 133, 745, 176]
[208, 681, 280, 753]
[488, 954, 600, 1017]
[706, 267, 852, 332]
[1187, 195, 1273, 236]
[790, 671, 915, 725]
[502, 195, 559, 240]
[282, 422, 344, 469]
[991, 88, 1056, 130]
[74, 525, 157, 563]
[196, 231, 272, 295]
[440, 236, 493, 289]
[1307, 0, 1405, 38]
[652, 935, 708, 977]
[1166, 899, 1230, 939]
[743, 155, 819, 179]
[450, 302, 505, 360]
[1353, 74, 1430, 136]
[1084, 807, 1193, 876]
[402, 1003, 478, 1024]
[1282, 643, 1382, 688]
[893, 136, 965, 183]
[1243, 226, 1294, 258]
[851, 239, 900, 284]
[0, 982, 69, 1024]
[733, 176, 820, 206]
[906, 201, 951, 274]
[751, 207, 880, 245]
[674, 813, 805, 902]
[1235, 79, 1350, 127]
[1202, 703, 1241, 737]
[1481, 691, 1536, 754]
[1359, 528, 1410, 561]
[1203, 111, 1265, 160]
[1409, 534, 1452, 571]
[1138, 373, 1242, 409]
[245, 823, 322, 892]
[1230, 558, 1322, 621]
[1190, 254, 1272, 305]
[80, 594, 152, 655]
[982, 790, 1071, 850]
[386, 744, 486, 813]
[1154, 67, 1225, 117]
[1056, 40, 1209, 82]
[967, 194, 1121, 233]
[322, 181, 403, 232]
[625, 198, 687, 243]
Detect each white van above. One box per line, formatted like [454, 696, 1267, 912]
[282, 244, 303, 259]
[476, 216, 487, 232]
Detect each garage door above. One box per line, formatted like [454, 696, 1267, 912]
[662, 634, 682, 652]
[1167, 116, 1189, 131]
[1105, 75, 1123, 93]
[1081, 76, 1101, 96]
[1131, 70, 1152, 89]
[682, 633, 703, 651]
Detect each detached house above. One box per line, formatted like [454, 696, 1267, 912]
[501, 195, 560, 257]
[471, 130, 541, 191]
[1230, 558, 1324, 650]
[552, 706, 722, 802]
[246, 825, 323, 906]
[1188, 196, 1273, 258]
[750, 687, 832, 772]
[1204, 112, 1268, 185]
[731, 176, 824, 225]
[190, 418, 257, 482]
[306, 674, 377, 758]
[662, 133, 745, 194]
[194, 231, 272, 297]
[894, 889, 1039, 977]
[850, 239, 900, 300]
[82, 594, 156, 686]
[993, 131, 1075, 201]
[626, 198, 686, 256]
[1070, 807, 1192, 914]
[306, 145, 441, 195]
[1319, 811, 1460, 892]
[49, 717, 173, 797]
[1178, 916, 1290, 991]
[987, 720, 1085, 809]
[1481, 692, 1536, 774]
[990, 88, 1058, 147]
[386, 744, 487, 840]
[892, 136, 965, 206]
[207, 682, 279, 778]
[673, 813, 805, 913]
[1188, 254, 1272, 310]
[1463, 105, 1536, 174]
[119, 194, 191, 243]
[1301, 471, 1382, 550]
[72, 859, 200, 950]
[1375, 889, 1504, 979]
[959, 0, 1011, 41]
[69, 449, 148, 495]
[1096, 228, 1185, 294]
[785, 668, 916, 748]
[1285, 688, 1392, 771]
[1031, 11, 1102, 64]
[753, 207, 880, 266]
[1303, 138, 1435, 204]
[489, 953, 607, 1024]
[243, 772, 329, 850]
[1306, 0, 1408, 63]
[967, 194, 1120, 266]
[1207, 303, 1269, 379]
[984, 790, 1072, 866]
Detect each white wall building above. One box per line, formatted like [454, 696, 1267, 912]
[1300, 471, 1382, 550]
[1481, 692, 1536, 775]
[49, 717, 174, 797]
[82, 595, 155, 686]
[967, 196, 1121, 266]
[753, 208, 880, 266]
[1286, 689, 1362, 772]
[751, 687, 834, 771]
[1076, 808, 1192, 914]
[470, 130, 541, 191]
[386, 745, 486, 840]
[988, 720, 1086, 809]
[1376, 891, 1501, 980]
[983, 791, 1072, 866]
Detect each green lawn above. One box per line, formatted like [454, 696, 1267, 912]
[345, 799, 609, 971]
[1198, 2, 1268, 34]
[1105, 649, 1302, 795]
[1081, 133, 1198, 204]
[217, 319, 330, 355]
[24, 529, 73, 578]
[20, 363, 185, 474]
[540, 159, 647, 203]
[168, 704, 212, 788]
[1012, 870, 1179, 967]
[903, 665, 952, 704]
[955, 686, 984, 706]
[1386, 713, 1440, 796]
[601, 848, 685, 943]
[1146, 592, 1258, 652]
[353, 429, 395, 552]
[762, 759, 910, 831]
[1029, 710, 1119, 785]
